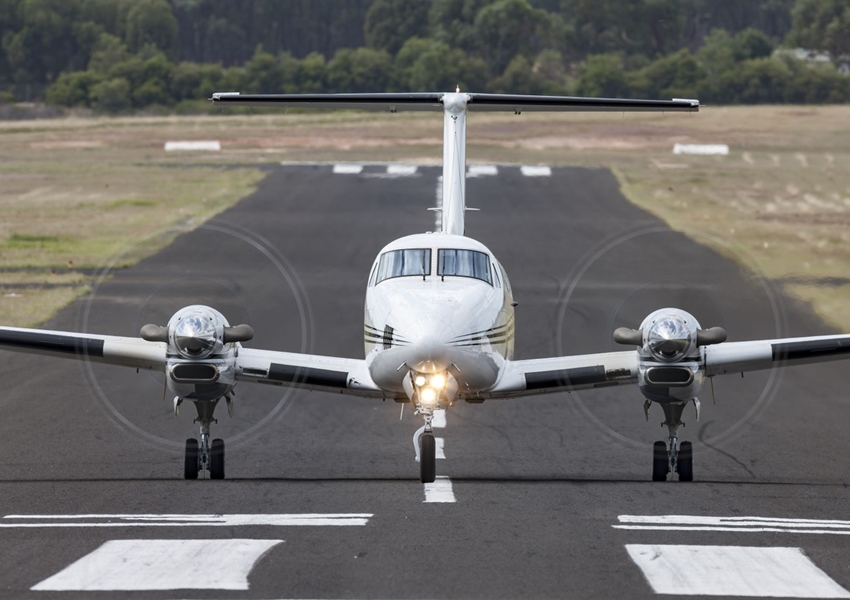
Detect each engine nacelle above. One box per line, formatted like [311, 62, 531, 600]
[141, 305, 254, 360]
[614, 308, 727, 404]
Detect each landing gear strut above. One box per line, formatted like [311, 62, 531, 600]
[650, 400, 695, 482]
[182, 398, 226, 480]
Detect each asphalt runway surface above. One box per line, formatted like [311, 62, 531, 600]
[1, 164, 849, 599]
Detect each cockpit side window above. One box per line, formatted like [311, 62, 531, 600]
[375, 248, 431, 283]
[437, 249, 492, 285]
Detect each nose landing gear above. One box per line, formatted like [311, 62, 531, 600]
[413, 412, 437, 483]
[650, 400, 695, 482]
[181, 398, 226, 480]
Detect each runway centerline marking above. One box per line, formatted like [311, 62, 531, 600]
[32, 539, 282, 591]
[432, 409, 447, 428]
[1, 513, 371, 528]
[468, 164, 498, 177]
[626, 544, 850, 598]
[615, 515, 850, 535]
[386, 164, 418, 176]
[424, 476, 455, 503]
[435, 437, 446, 459]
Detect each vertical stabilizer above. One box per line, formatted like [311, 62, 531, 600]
[440, 93, 468, 236]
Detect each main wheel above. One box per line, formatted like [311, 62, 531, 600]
[210, 438, 225, 480]
[677, 441, 693, 482]
[184, 438, 199, 480]
[652, 441, 668, 481]
[420, 433, 436, 483]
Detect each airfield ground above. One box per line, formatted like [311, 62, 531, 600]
[1, 105, 849, 329]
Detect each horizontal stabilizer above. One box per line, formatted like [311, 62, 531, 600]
[211, 92, 699, 113]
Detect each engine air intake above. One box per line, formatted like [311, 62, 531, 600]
[171, 363, 220, 383]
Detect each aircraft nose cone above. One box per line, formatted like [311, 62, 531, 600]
[406, 333, 451, 373]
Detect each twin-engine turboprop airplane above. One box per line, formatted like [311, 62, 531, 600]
[2, 91, 850, 483]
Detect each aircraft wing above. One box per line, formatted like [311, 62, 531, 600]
[234, 347, 385, 399]
[0, 326, 166, 370]
[0, 325, 384, 398]
[487, 333, 850, 399]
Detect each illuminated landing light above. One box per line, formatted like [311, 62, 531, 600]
[430, 374, 446, 390]
[420, 387, 437, 407]
[414, 375, 427, 387]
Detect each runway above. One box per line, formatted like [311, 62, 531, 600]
[1, 164, 849, 598]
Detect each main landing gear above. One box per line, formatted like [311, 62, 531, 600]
[648, 399, 697, 482]
[181, 397, 226, 480]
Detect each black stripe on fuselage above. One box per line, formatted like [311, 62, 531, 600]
[525, 366, 607, 390]
[772, 338, 850, 362]
[267, 363, 348, 389]
[0, 330, 104, 358]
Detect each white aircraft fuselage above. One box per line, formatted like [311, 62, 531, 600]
[364, 232, 514, 400]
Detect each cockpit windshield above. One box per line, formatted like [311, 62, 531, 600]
[375, 248, 431, 283]
[437, 249, 492, 285]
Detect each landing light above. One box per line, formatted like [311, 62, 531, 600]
[420, 387, 437, 406]
[414, 375, 427, 387]
[430, 373, 446, 389]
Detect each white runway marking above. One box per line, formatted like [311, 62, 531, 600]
[164, 141, 220, 151]
[32, 539, 282, 591]
[672, 143, 729, 155]
[432, 409, 447, 428]
[386, 164, 418, 176]
[520, 165, 551, 177]
[626, 544, 850, 598]
[2, 513, 371, 528]
[615, 515, 850, 535]
[424, 476, 455, 503]
[468, 164, 498, 176]
[333, 163, 363, 174]
[435, 437, 446, 459]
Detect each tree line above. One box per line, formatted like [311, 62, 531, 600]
[1, 0, 848, 112]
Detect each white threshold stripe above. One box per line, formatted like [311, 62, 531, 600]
[333, 163, 363, 174]
[386, 164, 418, 175]
[616, 515, 850, 534]
[424, 476, 455, 503]
[33, 539, 282, 591]
[626, 544, 850, 598]
[435, 437, 446, 459]
[164, 140, 220, 151]
[520, 165, 552, 177]
[468, 164, 498, 176]
[2, 513, 371, 527]
[616, 525, 850, 535]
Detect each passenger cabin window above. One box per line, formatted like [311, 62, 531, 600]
[375, 248, 431, 283]
[437, 249, 492, 285]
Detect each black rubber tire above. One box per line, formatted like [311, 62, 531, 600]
[678, 441, 693, 482]
[210, 438, 225, 480]
[184, 438, 199, 480]
[420, 433, 436, 483]
[652, 441, 668, 481]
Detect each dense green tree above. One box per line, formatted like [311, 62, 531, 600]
[733, 27, 774, 60]
[488, 55, 549, 93]
[87, 32, 130, 73]
[365, 0, 431, 55]
[90, 76, 130, 112]
[326, 47, 395, 93]
[635, 48, 704, 98]
[45, 70, 103, 106]
[787, 0, 850, 59]
[574, 53, 631, 97]
[125, 0, 178, 57]
[396, 37, 488, 91]
[473, 0, 551, 73]
[242, 47, 284, 93]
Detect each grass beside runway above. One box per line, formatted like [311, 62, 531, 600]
[1, 105, 849, 329]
